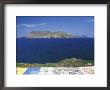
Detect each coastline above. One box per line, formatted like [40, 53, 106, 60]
[16, 51, 94, 75]
[16, 58, 94, 68]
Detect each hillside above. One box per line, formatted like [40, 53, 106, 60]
[26, 31, 87, 38]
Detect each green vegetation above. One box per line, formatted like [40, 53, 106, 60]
[16, 58, 94, 68]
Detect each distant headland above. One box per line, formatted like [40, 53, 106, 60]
[18, 31, 88, 38]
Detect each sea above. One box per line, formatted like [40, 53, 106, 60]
[16, 38, 94, 64]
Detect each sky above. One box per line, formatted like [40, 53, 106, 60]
[16, 16, 94, 38]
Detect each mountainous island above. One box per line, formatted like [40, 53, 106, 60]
[24, 31, 88, 38]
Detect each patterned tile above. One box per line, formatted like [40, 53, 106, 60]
[17, 66, 94, 75]
[23, 67, 41, 74]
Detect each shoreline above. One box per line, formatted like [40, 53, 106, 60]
[16, 58, 94, 68]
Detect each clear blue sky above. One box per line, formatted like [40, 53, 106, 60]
[16, 16, 94, 38]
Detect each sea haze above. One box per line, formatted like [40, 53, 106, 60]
[16, 38, 94, 64]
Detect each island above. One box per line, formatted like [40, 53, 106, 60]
[24, 31, 88, 38]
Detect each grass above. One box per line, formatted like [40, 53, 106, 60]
[16, 58, 94, 68]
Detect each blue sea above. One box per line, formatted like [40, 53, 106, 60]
[16, 38, 94, 63]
